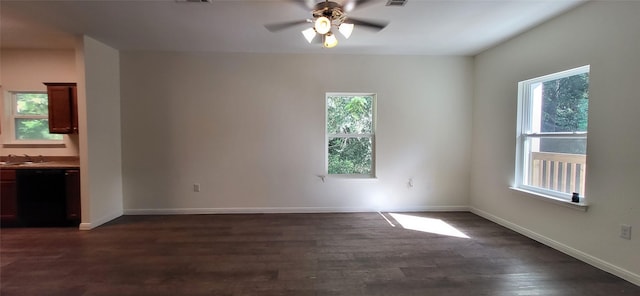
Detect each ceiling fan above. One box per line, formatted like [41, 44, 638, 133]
[265, 0, 389, 48]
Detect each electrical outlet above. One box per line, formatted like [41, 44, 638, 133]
[620, 224, 632, 240]
[193, 183, 201, 193]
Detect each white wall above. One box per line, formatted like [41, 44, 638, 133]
[120, 52, 473, 213]
[78, 36, 123, 229]
[0, 49, 79, 156]
[471, 1, 640, 284]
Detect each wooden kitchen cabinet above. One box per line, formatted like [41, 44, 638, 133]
[65, 169, 81, 221]
[44, 82, 78, 134]
[1, 169, 18, 224]
[1, 167, 81, 227]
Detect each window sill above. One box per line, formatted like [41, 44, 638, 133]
[3, 143, 66, 149]
[328, 174, 377, 179]
[318, 174, 378, 182]
[510, 187, 589, 212]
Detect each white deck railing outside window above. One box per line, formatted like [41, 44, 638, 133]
[530, 152, 586, 195]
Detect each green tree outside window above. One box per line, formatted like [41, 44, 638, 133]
[327, 95, 374, 175]
[13, 93, 62, 141]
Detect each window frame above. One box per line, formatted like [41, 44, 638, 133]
[515, 65, 590, 202]
[3, 91, 64, 145]
[325, 92, 377, 178]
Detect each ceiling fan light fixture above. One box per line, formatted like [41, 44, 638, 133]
[323, 32, 338, 48]
[264, 0, 388, 49]
[314, 17, 332, 35]
[301, 27, 317, 43]
[338, 23, 354, 39]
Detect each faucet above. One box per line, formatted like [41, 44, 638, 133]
[23, 154, 33, 162]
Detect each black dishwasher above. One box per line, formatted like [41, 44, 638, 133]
[17, 169, 68, 227]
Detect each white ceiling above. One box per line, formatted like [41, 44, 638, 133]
[1, 0, 586, 55]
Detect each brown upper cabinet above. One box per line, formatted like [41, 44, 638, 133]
[44, 82, 78, 134]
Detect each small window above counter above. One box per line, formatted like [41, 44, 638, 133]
[2, 83, 78, 149]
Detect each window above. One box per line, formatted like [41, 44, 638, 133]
[6, 92, 62, 142]
[515, 66, 589, 201]
[326, 93, 376, 177]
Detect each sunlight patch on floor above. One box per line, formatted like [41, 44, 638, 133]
[388, 213, 470, 238]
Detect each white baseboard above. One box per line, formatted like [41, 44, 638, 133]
[123, 205, 470, 216]
[470, 207, 640, 286]
[78, 210, 123, 230]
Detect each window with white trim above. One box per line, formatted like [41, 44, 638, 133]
[4, 92, 63, 142]
[326, 93, 376, 177]
[515, 65, 589, 201]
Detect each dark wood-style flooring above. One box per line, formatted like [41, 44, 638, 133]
[1, 212, 638, 295]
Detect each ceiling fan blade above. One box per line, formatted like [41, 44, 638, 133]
[345, 17, 388, 31]
[291, 0, 317, 10]
[343, 0, 376, 12]
[265, 19, 310, 32]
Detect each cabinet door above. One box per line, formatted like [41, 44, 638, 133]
[65, 170, 81, 221]
[71, 86, 78, 133]
[45, 83, 78, 134]
[1, 170, 18, 223]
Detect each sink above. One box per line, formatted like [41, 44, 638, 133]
[1, 154, 47, 165]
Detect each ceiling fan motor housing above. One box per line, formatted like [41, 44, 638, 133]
[312, 1, 346, 25]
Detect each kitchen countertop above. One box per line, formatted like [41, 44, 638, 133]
[0, 156, 80, 170]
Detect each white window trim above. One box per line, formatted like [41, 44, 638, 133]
[2, 90, 65, 146]
[514, 65, 590, 206]
[510, 187, 588, 211]
[325, 92, 377, 178]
